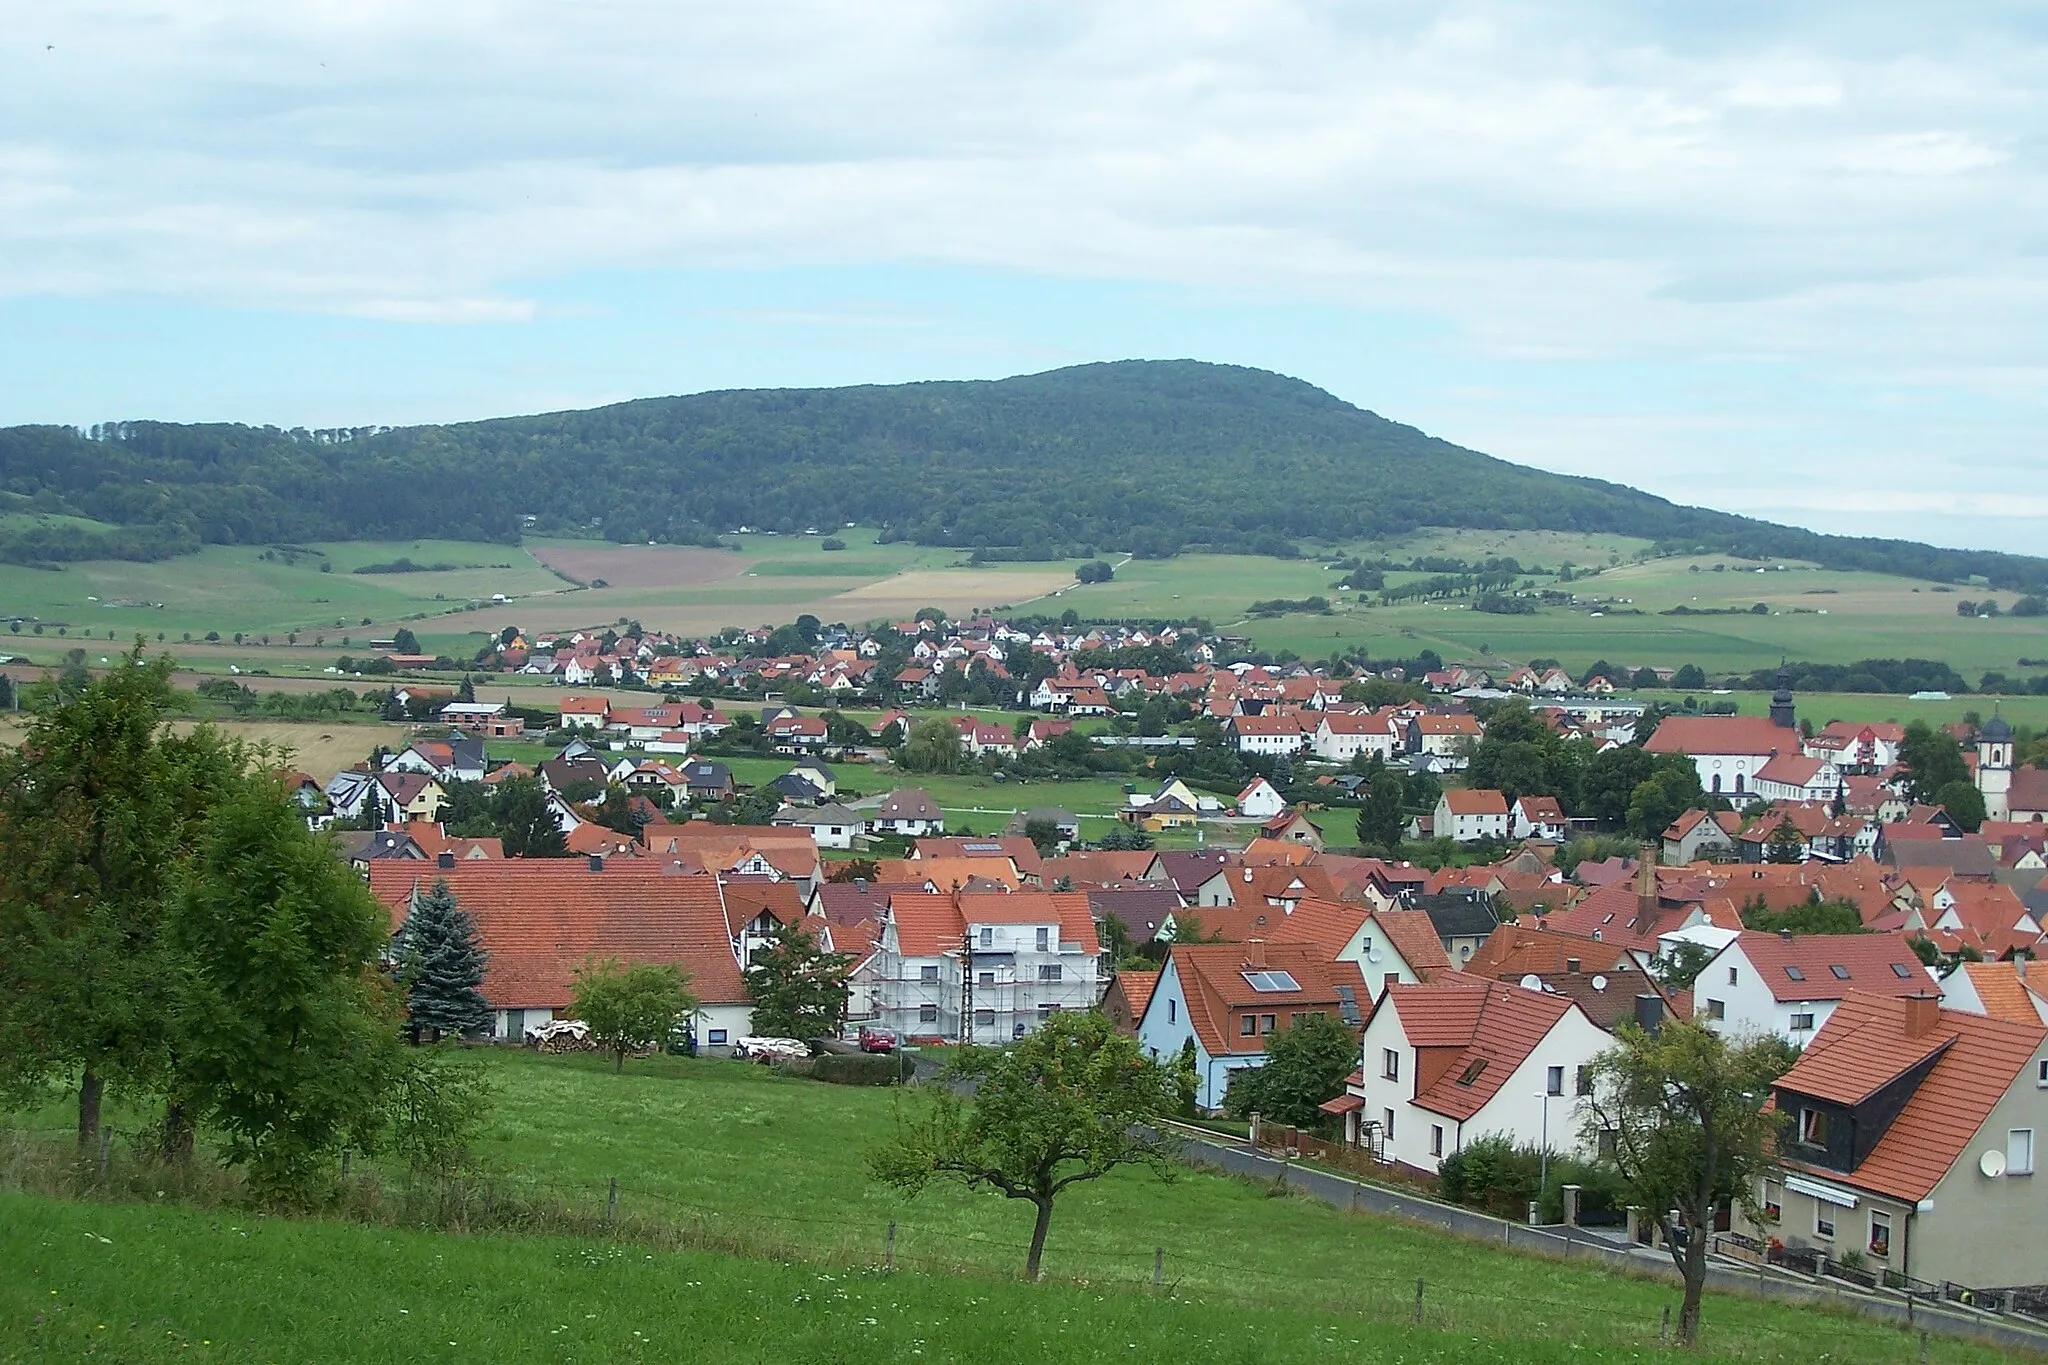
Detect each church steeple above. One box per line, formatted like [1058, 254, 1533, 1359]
[1769, 661, 1796, 730]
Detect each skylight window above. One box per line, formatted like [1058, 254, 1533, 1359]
[1456, 1059, 1488, 1086]
[1891, 963, 1913, 979]
[1829, 965, 1851, 980]
[1784, 966, 1806, 981]
[1241, 970, 1301, 992]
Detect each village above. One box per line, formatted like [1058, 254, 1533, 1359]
[296, 605, 2048, 1312]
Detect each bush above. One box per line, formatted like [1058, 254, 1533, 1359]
[811, 1052, 905, 1086]
[820, 537, 847, 551]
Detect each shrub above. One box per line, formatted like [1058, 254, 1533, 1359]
[820, 537, 847, 552]
[812, 1052, 904, 1086]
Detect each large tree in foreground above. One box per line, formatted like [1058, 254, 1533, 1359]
[1581, 1020, 1791, 1349]
[868, 1011, 1179, 1280]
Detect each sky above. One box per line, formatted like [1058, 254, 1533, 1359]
[3, 2, 2046, 553]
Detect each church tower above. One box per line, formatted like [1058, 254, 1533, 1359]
[1978, 711, 2014, 821]
[1769, 664, 1796, 730]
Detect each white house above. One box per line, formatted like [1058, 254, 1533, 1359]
[1135, 942, 1367, 1112]
[1511, 795, 1569, 842]
[1434, 789, 1511, 842]
[870, 789, 946, 838]
[1692, 931, 1932, 1047]
[1235, 778, 1287, 821]
[1750, 755, 1846, 806]
[1310, 711, 1400, 764]
[1228, 713, 1306, 755]
[1333, 979, 1613, 1174]
[778, 801, 863, 850]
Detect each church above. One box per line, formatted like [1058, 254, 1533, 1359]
[1642, 668, 1803, 806]
[1976, 713, 2048, 822]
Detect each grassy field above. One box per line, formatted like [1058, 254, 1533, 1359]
[1647, 690, 2048, 731]
[1, 1195, 1705, 1365]
[3, 526, 2044, 686]
[1, 1050, 2013, 1363]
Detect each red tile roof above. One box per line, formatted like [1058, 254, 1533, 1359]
[366, 861, 747, 1008]
[1443, 789, 1510, 817]
[1775, 993, 2046, 1202]
[1368, 909, 1454, 979]
[1384, 980, 1578, 1122]
[1643, 715, 1795, 759]
[1165, 943, 1367, 1058]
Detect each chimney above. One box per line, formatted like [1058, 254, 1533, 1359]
[1902, 992, 1940, 1039]
[2018, 957, 2029, 981]
[1246, 937, 1266, 968]
[1778, 928, 1793, 943]
[1565, 958, 1581, 975]
[436, 850, 456, 869]
[1382, 972, 1399, 996]
[1634, 994, 1665, 1035]
[1631, 847, 1658, 933]
[588, 854, 604, 873]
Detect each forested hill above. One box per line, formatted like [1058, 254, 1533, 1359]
[2, 359, 2043, 589]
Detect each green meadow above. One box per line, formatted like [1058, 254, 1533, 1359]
[0, 1050, 2013, 1363]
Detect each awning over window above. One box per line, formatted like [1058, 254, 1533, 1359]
[1319, 1094, 1367, 1116]
[1786, 1174, 1861, 1208]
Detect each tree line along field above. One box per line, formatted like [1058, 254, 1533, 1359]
[0, 1050, 2013, 1364]
[0, 523, 2042, 685]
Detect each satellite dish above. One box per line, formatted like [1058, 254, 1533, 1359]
[1366, 949, 1383, 964]
[1591, 975, 1609, 993]
[1981, 1149, 2008, 1179]
[1519, 973, 1545, 991]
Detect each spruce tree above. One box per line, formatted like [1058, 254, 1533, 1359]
[400, 878, 492, 1041]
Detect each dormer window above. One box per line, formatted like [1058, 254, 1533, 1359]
[1799, 1108, 1829, 1147]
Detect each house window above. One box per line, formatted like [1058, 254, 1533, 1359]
[1727, 967, 1739, 986]
[1241, 1015, 1258, 1037]
[1039, 1003, 1061, 1016]
[2010, 1129, 2036, 1176]
[1036, 927, 1050, 952]
[979, 971, 995, 986]
[708, 1029, 728, 1045]
[1382, 1048, 1401, 1081]
[973, 1009, 995, 1028]
[1799, 1108, 1829, 1147]
[1762, 1182, 1781, 1222]
[1575, 1065, 1593, 1097]
[1259, 1014, 1277, 1034]
[919, 965, 940, 984]
[2038, 1059, 2048, 1088]
[1039, 964, 1062, 982]
[979, 927, 994, 948]
[1784, 1010, 1816, 1033]
[919, 1003, 938, 1024]
[1868, 1210, 1892, 1259]
[1168, 999, 1177, 1024]
[1815, 1208, 1835, 1241]
[1705, 999, 1726, 1021]
[1546, 1065, 1564, 1097]
[1383, 1109, 1396, 1141]
[1430, 1125, 1444, 1158]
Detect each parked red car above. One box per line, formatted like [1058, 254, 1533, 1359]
[858, 1026, 898, 1054]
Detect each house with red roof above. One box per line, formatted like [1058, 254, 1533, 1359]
[1750, 754, 1846, 806]
[558, 695, 610, 730]
[1336, 978, 1615, 1173]
[1434, 788, 1510, 842]
[1511, 795, 1568, 842]
[1757, 992, 2048, 1289]
[1644, 713, 1799, 805]
[366, 859, 754, 1051]
[1692, 931, 1931, 1047]
[1134, 941, 1367, 1111]
[1235, 777, 1286, 821]
[1228, 712, 1306, 756]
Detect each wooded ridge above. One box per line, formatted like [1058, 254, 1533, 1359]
[2, 359, 2040, 590]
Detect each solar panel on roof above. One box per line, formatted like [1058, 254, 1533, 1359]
[964, 842, 1002, 852]
[1241, 970, 1302, 992]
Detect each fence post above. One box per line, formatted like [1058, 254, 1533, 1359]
[605, 1177, 618, 1226]
[1918, 1330, 1929, 1364]
[1905, 1290, 1914, 1325]
[1659, 1305, 1670, 1342]
[1152, 1246, 1164, 1288]
[1412, 1278, 1424, 1325]
[885, 1220, 896, 1272]
[96, 1126, 110, 1184]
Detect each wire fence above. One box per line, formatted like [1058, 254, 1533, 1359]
[4, 1121, 2029, 1359]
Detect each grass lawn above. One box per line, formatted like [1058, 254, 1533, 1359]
[3, 1052, 2009, 1362]
[2, 1195, 1701, 1365]
[1643, 689, 2048, 731]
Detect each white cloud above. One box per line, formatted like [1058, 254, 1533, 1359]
[1, 0, 2045, 540]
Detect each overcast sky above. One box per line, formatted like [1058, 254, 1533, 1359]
[3, 2, 2045, 552]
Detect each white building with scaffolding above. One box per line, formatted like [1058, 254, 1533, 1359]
[867, 889, 1105, 1042]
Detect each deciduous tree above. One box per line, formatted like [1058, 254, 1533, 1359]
[571, 957, 696, 1073]
[868, 1011, 1178, 1279]
[743, 924, 852, 1038]
[1222, 1012, 1358, 1128]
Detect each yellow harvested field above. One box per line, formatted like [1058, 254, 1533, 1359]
[177, 721, 405, 774]
[824, 568, 1076, 616]
[528, 544, 748, 591]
